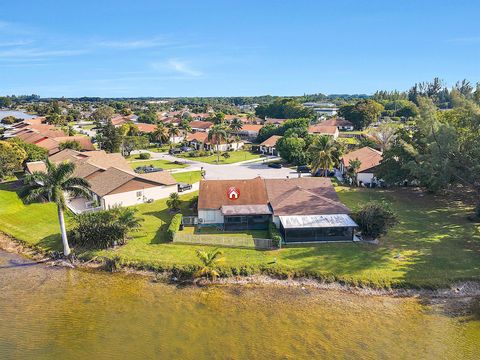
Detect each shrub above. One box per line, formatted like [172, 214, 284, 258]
[138, 152, 151, 159]
[352, 201, 398, 239]
[166, 192, 181, 211]
[268, 222, 282, 248]
[167, 213, 183, 241]
[70, 207, 143, 249]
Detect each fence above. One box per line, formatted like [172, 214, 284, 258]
[173, 233, 273, 249]
[182, 216, 198, 226]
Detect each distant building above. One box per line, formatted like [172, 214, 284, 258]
[307, 124, 339, 139]
[303, 103, 339, 117]
[321, 118, 354, 131]
[259, 135, 282, 156]
[340, 147, 383, 186]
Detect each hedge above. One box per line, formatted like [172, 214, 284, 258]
[138, 152, 151, 159]
[268, 222, 282, 248]
[167, 214, 183, 241]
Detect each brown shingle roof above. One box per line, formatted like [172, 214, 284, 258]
[53, 136, 95, 151]
[260, 135, 282, 147]
[138, 171, 177, 186]
[341, 147, 383, 173]
[25, 161, 47, 174]
[186, 132, 208, 142]
[198, 177, 269, 209]
[321, 118, 353, 127]
[239, 124, 263, 132]
[308, 124, 338, 135]
[135, 123, 157, 133]
[190, 120, 213, 130]
[265, 178, 350, 216]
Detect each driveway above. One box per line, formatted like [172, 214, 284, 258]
[132, 150, 304, 180]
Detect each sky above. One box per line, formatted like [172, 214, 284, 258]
[0, 0, 479, 98]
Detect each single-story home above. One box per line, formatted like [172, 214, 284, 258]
[197, 177, 357, 243]
[321, 117, 354, 131]
[185, 132, 244, 152]
[190, 120, 213, 132]
[264, 118, 287, 126]
[259, 135, 282, 156]
[307, 124, 339, 139]
[232, 124, 263, 140]
[340, 146, 383, 186]
[26, 149, 177, 214]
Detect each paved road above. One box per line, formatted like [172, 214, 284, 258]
[132, 150, 304, 180]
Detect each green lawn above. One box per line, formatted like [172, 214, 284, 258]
[129, 159, 188, 170]
[180, 150, 261, 164]
[148, 145, 170, 153]
[172, 171, 202, 184]
[0, 182, 479, 288]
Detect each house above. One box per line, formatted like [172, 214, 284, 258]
[233, 124, 263, 140]
[259, 135, 282, 156]
[307, 124, 339, 139]
[340, 146, 383, 186]
[197, 177, 357, 242]
[25, 149, 177, 213]
[303, 103, 339, 117]
[189, 120, 214, 132]
[185, 132, 209, 149]
[264, 118, 287, 126]
[321, 117, 354, 131]
[185, 132, 244, 151]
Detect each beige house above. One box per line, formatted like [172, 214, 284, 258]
[307, 124, 339, 139]
[259, 135, 282, 156]
[340, 146, 383, 186]
[25, 149, 177, 214]
[185, 132, 244, 152]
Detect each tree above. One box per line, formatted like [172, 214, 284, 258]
[255, 98, 315, 119]
[21, 161, 91, 256]
[91, 105, 115, 123]
[367, 123, 398, 151]
[8, 138, 47, 162]
[179, 120, 192, 139]
[308, 135, 342, 176]
[151, 123, 169, 145]
[166, 192, 181, 211]
[167, 123, 181, 149]
[194, 249, 224, 281]
[276, 135, 307, 165]
[96, 120, 122, 153]
[0, 141, 27, 180]
[59, 140, 82, 151]
[121, 136, 149, 157]
[210, 112, 225, 125]
[0, 96, 13, 108]
[207, 125, 228, 164]
[0, 115, 20, 124]
[246, 112, 256, 123]
[229, 118, 243, 133]
[347, 158, 361, 186]
[353, 201, 398, 239]
[46, 113, 67, 126]
[137, 111, 158, 124]
[339, 100, 384, 130]
[119, 123, 139, 136]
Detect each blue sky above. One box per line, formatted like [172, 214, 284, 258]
[1, 0, 479, 97]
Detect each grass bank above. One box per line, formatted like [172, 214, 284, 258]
[129, 158, 188, 170]
[179, 150, 261, 164]
[0, 182, 479, 288]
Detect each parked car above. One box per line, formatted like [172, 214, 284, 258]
[177, 182, 193, 192]
[297, 165, 311, 173]
[169, 148, 182, 155]
[135, 165, 163, 174]
[180, 146, 193, 152]
[268, 162, 283, 168]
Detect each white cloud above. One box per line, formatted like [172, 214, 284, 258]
[95, 37, 170, 49]
[0, 47, 87, 59]
[151, 59, 203, 77]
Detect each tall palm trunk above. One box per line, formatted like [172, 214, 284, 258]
[57, 205, 71, 256]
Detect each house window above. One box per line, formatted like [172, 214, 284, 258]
[136, 191, 142, 197]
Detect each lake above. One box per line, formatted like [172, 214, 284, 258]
[0, 250, 479, 359]
[0, 110, 35, 121]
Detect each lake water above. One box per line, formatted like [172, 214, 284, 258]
[0, 250, 479, 359]
[0, 110, 35, 121]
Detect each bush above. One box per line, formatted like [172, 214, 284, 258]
[269, 222, 282, 248]
[70, 207, 143, 249]
[167, 213, 183, 241]
[138, 152, 151, 159]
[352, 201, 398, 239]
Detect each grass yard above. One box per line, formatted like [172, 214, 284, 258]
[172, 171, 202, 184]
[0, 181, 479, 288]
[129, 159, 188, 170]
[148, 145, 170, 153]
[180, 150, 261, 164]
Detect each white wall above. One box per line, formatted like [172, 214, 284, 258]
[198, 209, 224, 224]
[102, 184, 177, 208]
[358, 172, 375, 185]
[272, 215, 281, 228]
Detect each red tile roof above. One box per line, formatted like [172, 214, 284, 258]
[190, 120, 213, 130]
[341, 147, 383, 173]
[308, 124, 338, 135]
[260, 135, 282, 147]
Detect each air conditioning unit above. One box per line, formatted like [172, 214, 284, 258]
[198, 218, 204, 224]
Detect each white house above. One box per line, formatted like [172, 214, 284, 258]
[259, 135, 282, 156]
[340, 147, 383, 186]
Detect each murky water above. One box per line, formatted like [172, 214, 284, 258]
[0, 250, 478, 359]
[0, 110, 34, 121]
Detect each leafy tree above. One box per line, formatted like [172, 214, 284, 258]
[167, 123, 181, 149]
[71, 207, 143, 249]
[8, 138, 47, 162]
[194, 249, 224, 281]
[121, 136, 149, 157]
[46, 113, 67, 126]
[210, 112, 225, 125]
[0, 115, 20, 124]
[339, 100, 384, 130]
[0, 141, 27, 179]
[151, 123, 169, 145]
[166, 192, 181, 211]
[367, 123, 398, 151]
[308, 135, 342, 176]
[276, 135, 307, 165]
[0, 96, 13, 108]
[347, 158, 361, 186]
[59, 140, 82, 151]
[255, 98, 315, 119]
[91, 105, 115, 123]
[207, 125, 228, 164]
[179, 119, 192, 138]
[119, 123, 139, 136]
[21, 161, 91, 256]
[137, 111, 158, 124]
[353, 201, 398, 239]
[229, 118, 243, 132]
[96, 120, 122, 153]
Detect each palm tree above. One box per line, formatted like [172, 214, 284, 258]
[166, 192, 181, 211]
[151, 123, 168, 145]
[21, 160, 91, 256]
[194, 249, 224, 281]
[179, 120, 192, 140]
[167, 123, 180, 149]
[229, 118, 243, 133]
[347, 158, 362, 186]
[308, 135, 341, 177]
[207, 125, 228, 164]
[246, 112, 256, 124]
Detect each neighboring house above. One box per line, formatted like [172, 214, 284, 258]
[340, 146, 383, 186]
[303, 103, 339, 117]
[264, 118, 287, 126]
[189, 120, 214, 132]
[185, 132, 244, 151]
[321, 117, 354, 131]
[259, 135, 282, 156]
[197, 177, 357, 243]
[233, 124, 263, 140]
[307, 124, 339, 139]
[25, 149, 177, 214]
[7, 121, 95, 154]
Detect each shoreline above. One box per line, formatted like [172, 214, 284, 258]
[1, 231, 480, 300]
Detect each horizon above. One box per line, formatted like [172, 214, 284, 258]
[1, 0, 480, 97]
